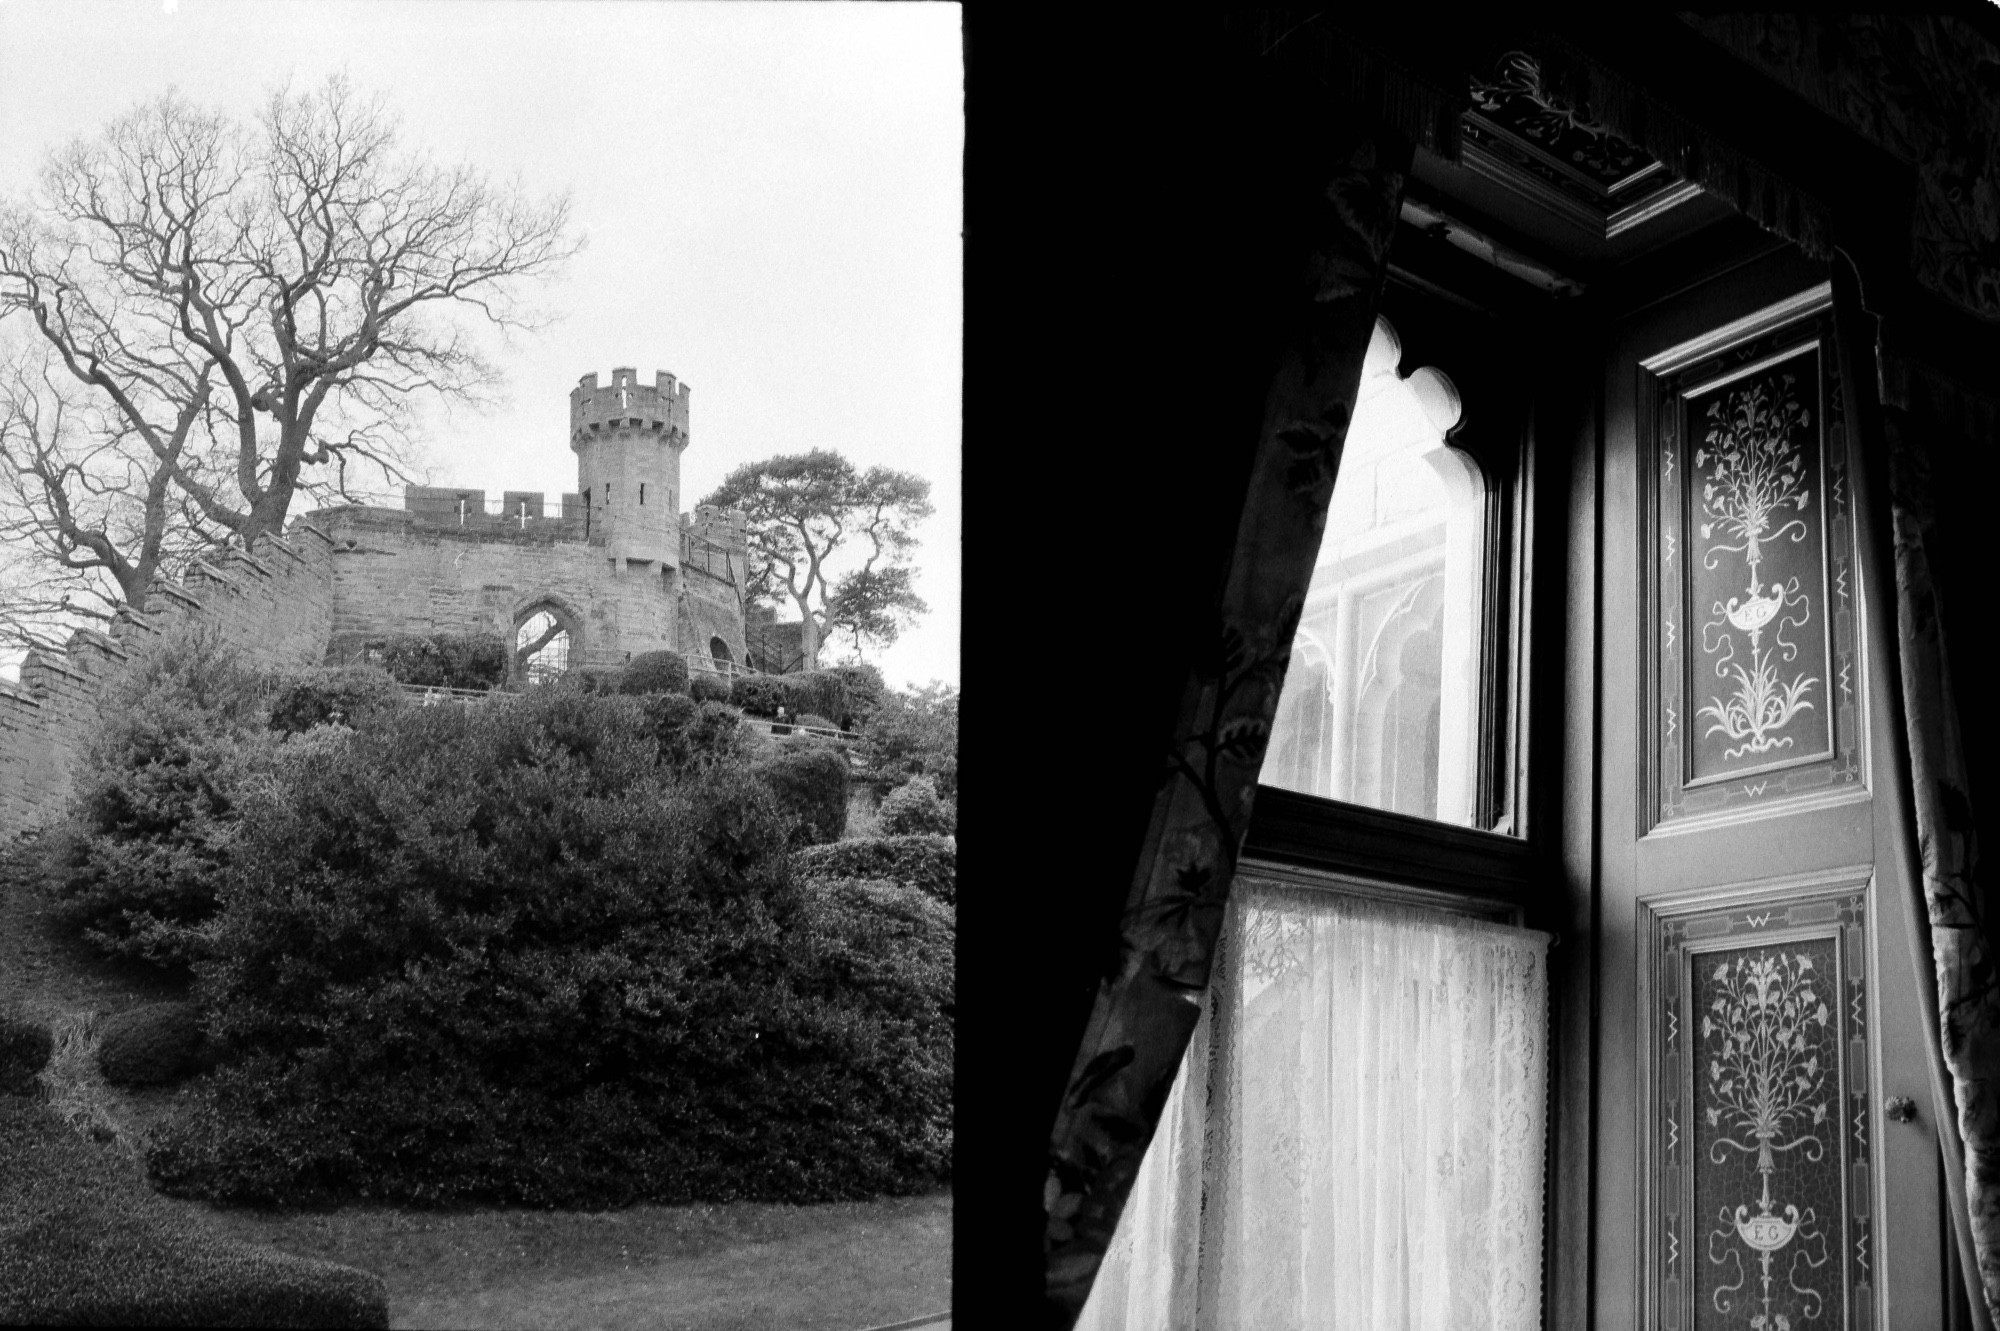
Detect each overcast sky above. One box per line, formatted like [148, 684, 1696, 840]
[0, 0, 962, 689]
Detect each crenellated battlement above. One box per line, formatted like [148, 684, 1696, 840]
[570, 367, 691, 446]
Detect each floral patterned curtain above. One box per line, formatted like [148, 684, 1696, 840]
[1040, 126, 1411, 1323]
[1839, 256, 2000, 1324]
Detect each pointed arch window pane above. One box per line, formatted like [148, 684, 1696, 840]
[1263, 316, 1486, 827]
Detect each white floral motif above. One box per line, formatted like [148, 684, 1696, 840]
[1695, 374, 1820, 761]
[1702, 950, 1835, 1328]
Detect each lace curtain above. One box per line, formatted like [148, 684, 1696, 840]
[1077, 878, 1551, 1331]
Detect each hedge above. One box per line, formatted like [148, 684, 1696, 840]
[689, 672, 732, 703]
[376, 632, 507, 691]
[619, 651, 690, 697]
[638, 695, 748, 774]
[99, 1002, 210, 1088]
[46, 625, 274, 968]
[792, 834, 956, 905]
[752, 745, 850, 847]
[1, 1010, 53, 1094]
[878, 775, 956, 837]
[144, 688, 948, 1210]
[0, 1097, 389, 1327]
[268, 666, 404, 736]
[729, 668, 879, 728]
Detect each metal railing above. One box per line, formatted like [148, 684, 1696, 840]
[396, 682, 517, 706]
[745, 716, 862, 743]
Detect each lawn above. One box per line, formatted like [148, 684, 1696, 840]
[2, 841, 950, 1331]
[183, 1190, 952, 1331]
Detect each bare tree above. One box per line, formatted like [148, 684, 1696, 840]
[0, 342, 223, 648]
[0, 76, 581, 574]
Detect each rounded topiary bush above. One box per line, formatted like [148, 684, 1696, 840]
[730, 672, 794, 719]
[0, 1012, 53, 1095]
[377, 632, 507, 691]
[641, 696, 747, 774]
[689, 671, 732, 703]
[753, 745, 850, 846]
[793, 834, 957, 905]
[142, 686, 946, 1211]
[620, 650, 690, 696]
[1, 1096, 390, 1328]
[268, 666, 403, 735]
[47, 624, 274, 969]
[99, 1002, 209, 1088]
[877, 775, 956, 837]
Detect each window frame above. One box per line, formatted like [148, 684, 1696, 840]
[1245, 237, 1545, 890]
[1240, 210, 1585, 1328]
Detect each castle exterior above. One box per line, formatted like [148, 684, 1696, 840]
[318, 367, 751, 676]
[0, 367, 750, 837]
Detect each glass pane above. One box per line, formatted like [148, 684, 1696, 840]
[1076, 879, 1551, 1330]
[1262, 316, 1487, 827]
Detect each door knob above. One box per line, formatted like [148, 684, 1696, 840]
[1885, 1095, 1918, 1124]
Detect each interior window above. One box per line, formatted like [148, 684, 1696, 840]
[1077, 870, 1550, 1330]
[1262, 316, 1485, 827]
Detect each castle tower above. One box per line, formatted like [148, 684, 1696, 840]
[570, 367, 691, 569]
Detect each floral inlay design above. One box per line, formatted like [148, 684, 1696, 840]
[1650, 892, 1869, 1331]
[1700, 949, 1836, 1328]
[1649, 321, 1859, 827]
[1694, 373, 1820, 763]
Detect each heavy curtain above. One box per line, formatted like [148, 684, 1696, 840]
[1038, 123, 1413, 1322]
[1075, 881, 1550, 1331]
[1841, 260, 2000, 1323]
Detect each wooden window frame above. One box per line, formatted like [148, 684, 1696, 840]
[1241, 213, 1586, 1328]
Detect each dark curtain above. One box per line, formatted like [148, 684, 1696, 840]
[1037, 121, 1413, 1331]
[1837, 254, 2000, 1324]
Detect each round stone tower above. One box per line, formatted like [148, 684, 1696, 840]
[570, 367, 691, 568]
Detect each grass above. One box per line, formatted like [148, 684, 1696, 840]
[179, 1190, 952, 1331]
[2, 834, 952, 1330]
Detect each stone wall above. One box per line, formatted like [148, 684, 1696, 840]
[0, 524, 337, 840]
[0, 485, 749, 841]
[317, 505, 743, 668]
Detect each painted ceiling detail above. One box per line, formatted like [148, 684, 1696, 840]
[1464, 50, 1683, 228]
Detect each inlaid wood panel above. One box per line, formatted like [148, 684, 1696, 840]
[1642, 292, 1864, 831]
[1640, 873, 1874, 1331]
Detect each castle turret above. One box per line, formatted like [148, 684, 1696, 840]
[571, 367, 691, 569]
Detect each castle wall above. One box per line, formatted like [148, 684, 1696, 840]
[318, 506, 743, 670]
[0, 525, 337, 840]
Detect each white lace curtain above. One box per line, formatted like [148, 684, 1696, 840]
[1077, 877, 1551, 1331]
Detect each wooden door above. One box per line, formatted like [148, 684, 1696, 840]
[1580, 247, 1949, 1329]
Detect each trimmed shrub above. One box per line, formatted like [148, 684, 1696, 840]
[816, 664, 886, 731]
[793, 834, 956, 905]
[878, 775, 956, 837]
[752, 745, 850, 847]
[46, 624, 274, 968]
[268, 666, 403, 735]
[689, 671, 732, 703]
[145, 687, 947, 1210]
[640, 696, 747, 774]
[730, 672, 794, 719]
[0, 1096, 389, 1327]
[620, 650, 691, 697]
[99, 1002, 209, 1088]
[0, 1011, 53, 1094]
[795, 713, 836, 731]
[376, 632, 507, 691]
[859, 683, 957, 799]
